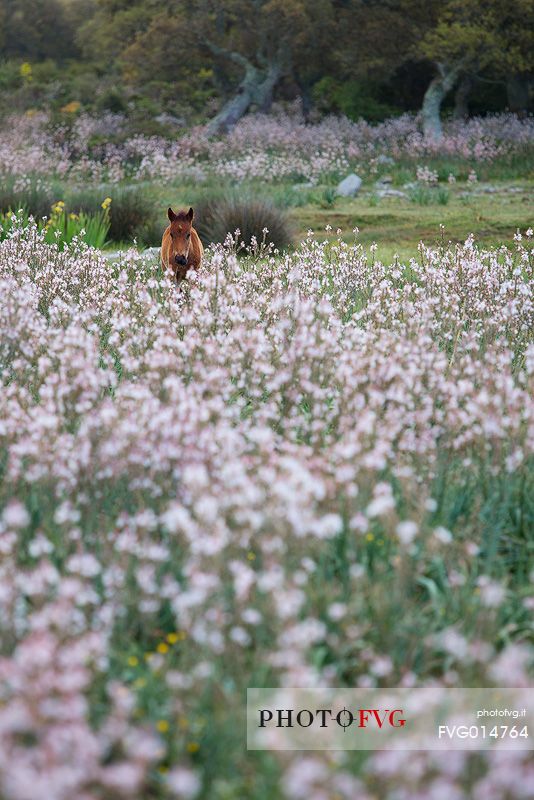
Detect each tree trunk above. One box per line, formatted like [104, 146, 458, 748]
[422, 62, 463, 140]
[506, 74, 531, 117]
[300, 84, 313, 123]
[206, 57, 284, 136]
[453, 75, 472, 120]
[294, 73, 313, 123]
[207, 82, 256, 136]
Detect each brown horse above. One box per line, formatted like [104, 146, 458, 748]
[161, 207, 203, 282]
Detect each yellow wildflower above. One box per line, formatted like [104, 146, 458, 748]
[157, 643, 169, 655]
[69, 213, 79, 221]
[366, 533, 374, 542]
[20, 62, 32, 81]
[127, 656, 139, 667]
[101, 197, 112, 210]
[134, 677, 146, 689]
[166, 633, 179, 644]
[186, 742, 200, 753]
[51, 201, 65, 216]
[156, 720, 170, 733]
[60, 101, 81, 114]
[247, 551, 256, 561]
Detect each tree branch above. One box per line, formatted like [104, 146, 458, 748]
[203, 39, 251, 71]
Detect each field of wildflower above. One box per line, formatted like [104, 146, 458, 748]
[0, 104, 533, 798]
[2, 108, 533, 186]
[0, 205, 533, 798]
[1, 107, 533, 264]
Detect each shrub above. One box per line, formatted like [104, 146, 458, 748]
[95, 88, 128, 114]
[318, 187, 338, 208]
[44, 201, 110, 249]
[193, 195, 294, 251]
[0, 208, 32, 239]
[0, 176, 58, 220]
[136, 216, 165, 247]
[436, 186, 450, 205]
[269, 185, 312, 209]
[0, 203, 110, 249]
[313, 77, 398, 122]
[408, 185, 450, 206]
[65, 185, 159, 244]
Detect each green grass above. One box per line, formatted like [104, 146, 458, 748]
[125, 175, 533, 263]
[291, 181, 533, 263]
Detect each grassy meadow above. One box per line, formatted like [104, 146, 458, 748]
[159, 175, 533, 263]
[0, 109, 533, 799]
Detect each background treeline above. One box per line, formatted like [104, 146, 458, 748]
[0, 0, 532, 135]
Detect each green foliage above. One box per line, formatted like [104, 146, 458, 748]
[95, 87, 129, 114]
[408, 185, 450, 206]
[318, 187, 338, 208]
[0, 58, 103, 115]
[313, 77, 398, 122]
[0, 203, 110, 249]
[418, 0, 534, 77]
[0, 176, 57, 219]
[46, 203, 110, 249]
[1, 0, 531, 125]
[436, 186, 451, 205]
[266, 185, 313, 209]
[0, 0, 82, 61]
[0, 59, 21, 91]
[0, 208, 32, 237]
[193, 195, 294, 251]
[65, 185, 159, 244]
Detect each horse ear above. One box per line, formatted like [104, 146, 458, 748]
[168, 207, 176, 222]
[187, 207, 194, 221]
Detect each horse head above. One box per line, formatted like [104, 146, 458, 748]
[166, 206, 194, 278]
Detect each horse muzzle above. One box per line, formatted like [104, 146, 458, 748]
[174, 254, 187, 266]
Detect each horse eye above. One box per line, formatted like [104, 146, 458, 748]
[186, 232, 191, 239]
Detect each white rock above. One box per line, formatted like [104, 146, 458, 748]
[377, 188, 408, 199]
[336, 173, 362, 197]
[377, 154, 395, 165]
[155, 113, 185, 128]
[143, 247, 161, 259]
[103, 250, 123, 261]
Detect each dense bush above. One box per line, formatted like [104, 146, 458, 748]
[193, 195, 294, 251]
[65, 185, 161, 244]
[0, 179, 163, 246]
[313, 77, 399, 122]
[408, 185, 450, 205]
[0, 176, 56, 219]
[0, 202, 110, 248]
